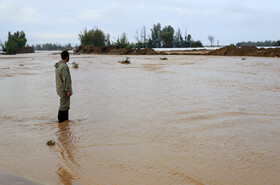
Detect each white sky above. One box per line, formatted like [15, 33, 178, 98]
[0, 0, 279, 46]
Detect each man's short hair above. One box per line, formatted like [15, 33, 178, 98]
[61, 50, 69, 60]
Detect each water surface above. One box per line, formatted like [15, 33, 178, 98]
[0, 52, 280, 184]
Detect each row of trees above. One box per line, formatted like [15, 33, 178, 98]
[1, 31, 27, 54]
[32, 43, 73, 50]
[0, 31, 75, 53]
[134, 23, 203, 48]
[236, 40, 280, 47]
[78, 23, 203, 48]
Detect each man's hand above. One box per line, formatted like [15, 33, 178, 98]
[67, 91, 72, 98]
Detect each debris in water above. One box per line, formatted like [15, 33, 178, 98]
[119, 57, 131, 64]
[46, 139, 55, 146]
[72, 62, 79, 68]
[160, 57, 168, 60]
[242, 57, 246, 60]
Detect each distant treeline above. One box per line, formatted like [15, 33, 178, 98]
[236, 40, 280, 47]
[32, 43, 74, 50]
[79, 23, 203, 49]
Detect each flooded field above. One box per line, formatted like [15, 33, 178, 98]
[0, 52, 280, 185]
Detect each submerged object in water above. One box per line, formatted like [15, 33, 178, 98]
[72, 62, 79, 68]
[119, 57, 131, 64]
[46, 139, 55, 146]
[160, 57, 168, 60]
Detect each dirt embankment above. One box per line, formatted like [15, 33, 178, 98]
[208, 45, 280, 57]
[74, 45, 280, 57]
[0, 46, 34, 55]
[75, 45, 165, 55]
[17, 46, 35, 54]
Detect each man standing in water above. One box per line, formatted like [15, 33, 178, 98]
[54, 51, 73, 123]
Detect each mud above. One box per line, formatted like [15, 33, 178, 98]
[0, 52, 280, 184]
[75, 45, 161, 55]
[209, 45, 280, 57]
[17, 46, 35, 54]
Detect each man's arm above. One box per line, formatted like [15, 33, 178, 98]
[61, 65, 73, 96]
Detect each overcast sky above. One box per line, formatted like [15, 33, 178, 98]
[0, 0, 279, 46]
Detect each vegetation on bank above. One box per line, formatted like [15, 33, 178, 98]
[32, 43, 73, 50]
[1, 31, 34, 54]
[78, 23, 203, 49]
[79, 28, 109, 47]
[2, 27, 280, 54]
[236, 40, 280, 47]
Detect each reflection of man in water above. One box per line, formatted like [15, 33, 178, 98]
[54, 51, 73, 123]
[56, 122, 77, 184]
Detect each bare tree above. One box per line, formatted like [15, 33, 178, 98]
[141, 26, 147, 48]
[134, 29, 141, 49]
[135, 29, 140, 43]
[105, 34, 111, 46]
[208, 35, 215, 47]
[184, 28, 188, 41]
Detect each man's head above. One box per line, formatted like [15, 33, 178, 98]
[61, 50, 70, 62]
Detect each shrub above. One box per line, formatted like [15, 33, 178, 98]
[2, 31, 27, 54]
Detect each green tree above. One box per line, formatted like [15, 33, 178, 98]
[147, 38, 154, 48]
[150, 23, 161, 48]
[192, 40, 203, 47]
[14, 31, 27, 49]
[5, 40, 18, 54]
[160, 25, 174, 48]
[174, 28, 184, 47]
[79, 28, 106, 47]
[3, 31, 27, 54]
[116, 32, 131, 48]
[184, 34, 192, 47]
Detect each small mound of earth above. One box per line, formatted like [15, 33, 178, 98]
[208, 45, 280, 57]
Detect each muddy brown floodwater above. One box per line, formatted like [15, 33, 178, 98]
[0, 51, 280, 185]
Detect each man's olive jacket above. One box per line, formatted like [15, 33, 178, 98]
[54, 60, 73, 97]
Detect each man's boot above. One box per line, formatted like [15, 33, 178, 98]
[58, 110, 69, 123]
[65, 110, 69, 121]
[58, 110, 63, 123]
